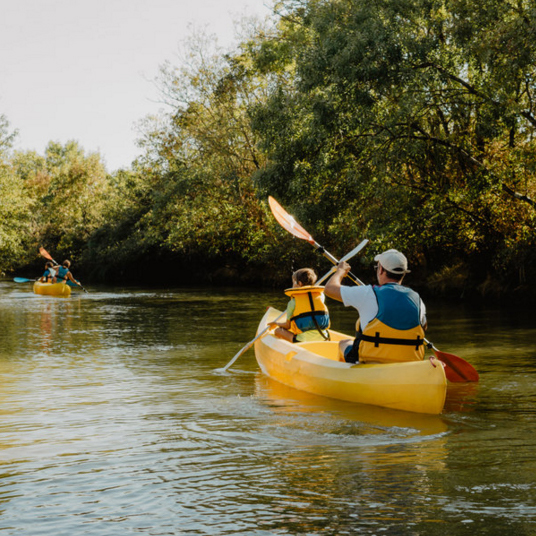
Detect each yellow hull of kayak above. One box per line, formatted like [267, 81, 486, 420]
[254, 307, 447, 415]
[33, 281, 72, 297]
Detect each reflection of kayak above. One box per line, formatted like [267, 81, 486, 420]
[33, 281, 72, 297]
[254, 307, 447, 415]
[255, 374, 448, 435]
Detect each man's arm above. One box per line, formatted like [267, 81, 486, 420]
[324, 261, 352, 302]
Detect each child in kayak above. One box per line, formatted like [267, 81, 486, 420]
[268, 268, 330, 342]
[39, 261, 57, 283]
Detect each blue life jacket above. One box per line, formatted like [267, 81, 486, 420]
[356, 284, 425, 363]
[56, 266, 69, 281]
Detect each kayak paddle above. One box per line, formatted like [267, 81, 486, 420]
[268, 196, 479, 383]
[39, 246, 58, 264]
[269, 196, 365, 284]
[218, 311, 287, 373]
[427, 346, 479, 382]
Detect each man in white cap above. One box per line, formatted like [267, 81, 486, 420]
[325, 249, 427, 363]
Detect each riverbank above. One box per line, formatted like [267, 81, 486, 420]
[9, 252, 535, 305]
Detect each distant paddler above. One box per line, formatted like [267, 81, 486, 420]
[54, 260, 84, 290]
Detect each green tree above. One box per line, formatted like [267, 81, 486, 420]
[13, 141, 111, 262]
[250, 0, 536, 294]
[0, 115, 32, 272]
[87, 28, 290, 283]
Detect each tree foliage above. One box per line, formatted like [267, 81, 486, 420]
[0, 116, 32, 272]
[250, 0, 536, 294]
[83, 29, 291, 283]
[2, 1, 536, 297]
[9, 141, 111, 269]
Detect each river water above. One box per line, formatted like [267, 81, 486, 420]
[0, 280, 535, 535]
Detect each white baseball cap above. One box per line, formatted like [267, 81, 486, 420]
[374, 249, 410, 274]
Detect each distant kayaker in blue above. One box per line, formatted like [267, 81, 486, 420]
[54, 260, 83, 289]
[268, 268, 331, 343]
[39, 261, 57, 283]
[325, 249, 427, 364]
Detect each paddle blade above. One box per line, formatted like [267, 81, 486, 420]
[434, 349, 479, 383]
[39, 247, 55, 263]
[268, 196, 315, 244]
[339, 239, 369, 262]
[219, 310, 286, 372]
[220, 340, 255, 373]
[14, 277, 34, 283]
[220, 329, 266, 373]
[317, 239, 369, 285]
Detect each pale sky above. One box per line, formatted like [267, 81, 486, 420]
[0, 0, 272, 172]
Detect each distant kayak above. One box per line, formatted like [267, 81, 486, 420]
[33, 281, 72, 297]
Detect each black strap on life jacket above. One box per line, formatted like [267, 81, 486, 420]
[306, 292, 330, 341]
[359, 332, 424, 351]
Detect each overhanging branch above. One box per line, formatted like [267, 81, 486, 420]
[416, 62, 536, 128]
[397, 129, 536, 209]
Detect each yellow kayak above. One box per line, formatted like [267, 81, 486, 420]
[33, 281, 72, 297]
[254, 307, 447, 414]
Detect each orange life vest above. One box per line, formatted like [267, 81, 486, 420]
[284, 286, 330, 339]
